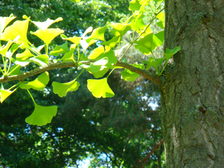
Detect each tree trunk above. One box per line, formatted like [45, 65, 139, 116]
[162, 0, 224, 167]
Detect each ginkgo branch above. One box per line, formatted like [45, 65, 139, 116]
[0, 61, 161, 85]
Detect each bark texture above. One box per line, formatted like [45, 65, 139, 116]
[162, 0, 224, 167]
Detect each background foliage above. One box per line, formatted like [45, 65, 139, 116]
[0, 0, 165, 167]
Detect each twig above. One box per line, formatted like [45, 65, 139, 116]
[0, 61, 161, 85]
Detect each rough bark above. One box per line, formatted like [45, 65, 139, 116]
[162, 0, 224, 167]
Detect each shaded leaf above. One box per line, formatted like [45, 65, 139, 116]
[25, 103, 57, 126]
[52, 80, 80, 97]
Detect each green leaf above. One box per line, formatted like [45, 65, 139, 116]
[32, 17, 63, 29]
[52, 80, 80, 97]
[25, 103, 57, 126]
[0, 89, 16, 103]
[88, 46, 105, 59]
[82, 58, 109, 78]
[129, 0, 141, 11]
[16, 49, 33, 60]
[0, 14, 16, 34]
[156, 11, 165, 28]
[121, 69, 140, 81]
[31, 28, 64, 45]
[102, 36, 121, 48]
[30, 54, 49, 67]
[20, 72, 49, 91]
[62, 36, 81, 46]
[88, 26, 107, 41]
[87, 78, 114, 98]
[111, 23, 131, 36]
[1, 19, 29, 46]
[61, 49, 74, 62]
[147, 57, 164, 74]
[165, 46, 181, 60]
[135, 31, 164, 54]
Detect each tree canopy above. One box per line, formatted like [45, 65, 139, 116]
[0, 0, 178, 167]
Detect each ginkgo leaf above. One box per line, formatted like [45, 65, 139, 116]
[88, 26, 106, 41]
[88, 46, 105, 59]
[111, 23, 131, 35]
[121, 69, 140, 82]
[30, 54, 49, 67]
[1, 19, 29, 45]
[32, 17, 63, 29]
[52, 80, 80, 97]
[165, 46, 181, 59]
[62, 36, 81, 45]
[87, 78, 114, 98]
[20, 72, 49, 91]
[0, 14, 16, 33]
[129, 0, 141, 11]
[31, 28, 64, 45]
[25, 103, 57, 126]
[0, 89, 16, 103]
[16, 49, 33, 60]
[0, 41, 13, 56]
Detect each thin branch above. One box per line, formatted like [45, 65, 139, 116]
[0, 61, 161, 85]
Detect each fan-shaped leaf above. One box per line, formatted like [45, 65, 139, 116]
[20, 72, 49, 91]
[87, 78, 114, 98]
[25, 103, 57, 126]
[52, 80, 80, 97]
[31, 28, 64, 45]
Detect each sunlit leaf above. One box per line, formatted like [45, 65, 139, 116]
[135, 31, 164, 54]
[156, 11, 165, 28]
[102, 36, 121, 48]
[62, 36, 81, 45]
[20, 72, 49, 91]
[52, 80, 80, 97]
[88, 46, 105, 59]
[87, 78, 114, 98]
[32, 17, 63, 29]
[0, 89, 16, 103]
[16, 49, 33, 60]
[31, 28, 64, 45]
[30, 54, 49, 67]
[111, 23, 131, 36]
[88, 26, 107, 41]
[0, 41, 13, 56]
[129, 0, 141, 11]
[1, 19, 29, 46]
[25, 103, 57, 126]
[0, 14, 16, 33]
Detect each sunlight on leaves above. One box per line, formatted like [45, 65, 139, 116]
[0, 89, 16, 103]
[0, 14, 16, 34]
[87, 78, 114, 98]
[31, 28, 64, 45]
[88, 26, 107, 41]
[25, 103, 57, 126]
[20, 72, 49, 91]
[52, 80, 80, 97]
[88, 46, 105, 59]
[32, 17, 63, 29]
[1, 19, 29, 46]
[30, 54, 49, 67]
